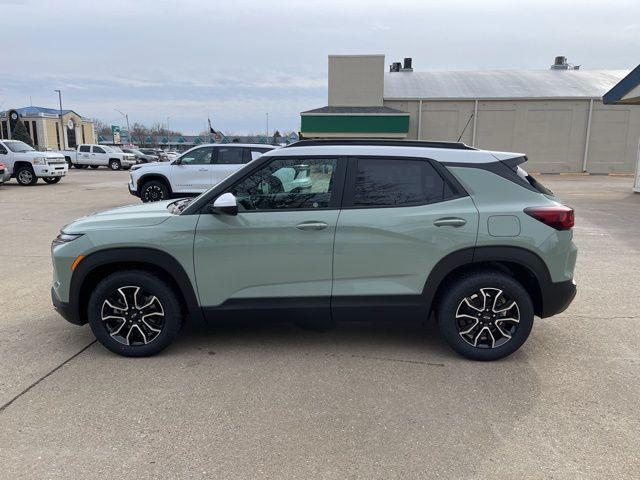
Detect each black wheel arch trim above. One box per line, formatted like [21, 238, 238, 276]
[137, 173, 173, 193]
[66, 247, 202, 325]
[422, 246, 574, 318]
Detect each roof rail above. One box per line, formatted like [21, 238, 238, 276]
[284, 139, 476, 150]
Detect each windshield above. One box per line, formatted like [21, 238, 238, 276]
[110, 146, 123, 152]
[3, 140, 34, 153]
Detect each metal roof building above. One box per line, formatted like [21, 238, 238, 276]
[302, 55, 640, 173]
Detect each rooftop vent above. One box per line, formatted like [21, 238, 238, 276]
[551, 56, 580, 70]
[390, 58, 413, 72]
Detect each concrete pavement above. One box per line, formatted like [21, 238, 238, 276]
[0, 170, 638, 479]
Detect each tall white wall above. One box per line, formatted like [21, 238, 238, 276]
[386, 98, 640, 173]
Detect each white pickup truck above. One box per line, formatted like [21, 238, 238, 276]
[59, 144, 137, 170]
[0, 139, 68, 185]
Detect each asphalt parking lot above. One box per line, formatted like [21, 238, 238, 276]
[0, 169, 639, 479]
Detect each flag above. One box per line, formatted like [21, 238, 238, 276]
[208, 117, 216, 135]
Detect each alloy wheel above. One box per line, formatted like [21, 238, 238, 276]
[455, 287, 520, 349]
[143, 185, 164, 202]
[18, 170, 33, 184]
[101, 286, 165, 346]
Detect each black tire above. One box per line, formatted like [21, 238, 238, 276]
[141, 180, 170, 202]
[88, 270, 183, 357]
[74, 163, 85, 169]
[65, 158, 72, 168]
[437, 271, 534, 361]
[15, 166, 38, 186]
[90, 165, 100, 169]
[43, 176, 61, 184]
[109, 159, 121, 170]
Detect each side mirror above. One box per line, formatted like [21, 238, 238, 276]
[211, 192, 238, 216]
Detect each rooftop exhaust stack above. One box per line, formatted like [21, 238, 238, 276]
[402, 57, 413, 71]
[551, 56, 580, 70]
[390, 62, 401, 72]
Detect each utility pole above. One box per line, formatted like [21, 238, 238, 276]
[167, 117, 170, 134]
[114, 109, 130, 142]
[266, 112, 269, 139]
[54, 89, 65, 149]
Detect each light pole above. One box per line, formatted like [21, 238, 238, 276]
[54, 89, 64, 149]
[114, 108, 130, 141]
[166, 117, 170, 133]
[266, 112, 269, 140]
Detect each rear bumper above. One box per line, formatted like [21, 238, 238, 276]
[51, 287, 83, 325]
[540, 280, 576, 318]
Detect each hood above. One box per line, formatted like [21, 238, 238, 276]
[131, 161, 169, 171]
[29, 151, 64, 159]
[64, 200, 176, 233]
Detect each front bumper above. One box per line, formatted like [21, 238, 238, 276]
[128, 179, 140, 197]
[51, 287, 83, 325]
[540, 280, 577, 318]
[34, 163, 68, 177]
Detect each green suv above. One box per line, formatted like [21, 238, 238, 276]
[51, 140, 577, 360]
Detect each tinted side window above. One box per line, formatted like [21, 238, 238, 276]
[79, 145, 90, 153]
[93, 146, 105, 154]
[241, 148, 271, 163]
[353, 158, 445, 207]
[216, 147, 244, 165]
[230, 158, 337, 211]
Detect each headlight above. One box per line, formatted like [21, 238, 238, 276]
[33, 157, 46, 165]
[52, 232, 83, 247]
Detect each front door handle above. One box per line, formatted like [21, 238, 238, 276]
[296, 221, 328, 231]
[198, 168, 208, 172]
[434, 217, 467, 227]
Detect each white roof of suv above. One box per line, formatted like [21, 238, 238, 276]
[266, 140, 521, 164]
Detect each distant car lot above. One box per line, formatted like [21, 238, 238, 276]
[0, 169, 639, 478]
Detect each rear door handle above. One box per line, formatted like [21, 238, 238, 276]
[198, 168, 208, 172]
[296, 221, 328, 231]
[434, 217, 467, 227]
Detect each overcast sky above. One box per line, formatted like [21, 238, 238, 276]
[1, 0, 639, 134]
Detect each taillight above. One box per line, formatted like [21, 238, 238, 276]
[524, 205, 574, 230]
[0, 163, 4, 169]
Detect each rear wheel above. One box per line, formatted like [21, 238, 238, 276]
[437, 271, 534, 361]
[88, 271, 183, 357]
[43, 177, 61, 184]
[15, 166, 37, 185]
[141, 180, 170, 202]
[109, 159, 121, 170]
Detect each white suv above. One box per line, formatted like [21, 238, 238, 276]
[128, 144, 276, 202]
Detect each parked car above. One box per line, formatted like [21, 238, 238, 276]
[0, 162, 7, 185]
[139, 148, 168, 161]
[58, 144, 137, 170]
[121, 148, 157, 164]
[51, 139, 577, 359]
[128, 143, 276, 202]
[0, 139, 68, 185]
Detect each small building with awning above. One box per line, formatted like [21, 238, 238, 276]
[603, 65, 640, 191]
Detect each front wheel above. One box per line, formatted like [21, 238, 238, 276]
[88, 271, 183, 357]
[437, 271, 534, 361]
[43, 176, 61, 184]
[15, 166, 37, 186]
[109, 159, 121, 170]
[141, 180, 170, 202]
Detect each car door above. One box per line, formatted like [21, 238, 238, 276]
[91, 146, 107, 165]
[170, 146, 214, 193]
[78, 145, 91, 164]
[332, 157, 478, 320]
[194, 156, 346, 320]
[210, 146, 248, 187]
